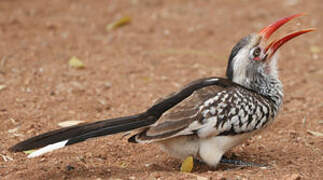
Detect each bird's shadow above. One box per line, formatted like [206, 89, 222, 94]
[194, 151, 272, 173]
[39, 152, 272, 179]
[43, 165, 146, 179]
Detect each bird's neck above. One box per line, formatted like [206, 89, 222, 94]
[242, 72, 284, 113]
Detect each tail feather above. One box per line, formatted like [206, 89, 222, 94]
[27, 140, 68, 158]
[65, 115, 156, 146]
[9, 112, 156, 153]
[9, 77, 223, 157]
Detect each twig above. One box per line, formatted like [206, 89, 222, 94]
[0, 154, 13, 162]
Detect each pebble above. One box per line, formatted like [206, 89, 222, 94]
[66, 165, 75, 171]
[284, 173, 301, 180]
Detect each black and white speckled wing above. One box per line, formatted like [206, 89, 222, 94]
[196, 86, 276, 138]
[132, 80, 276, 143]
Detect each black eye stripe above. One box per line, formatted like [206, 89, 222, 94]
[226, 35, 251, 80]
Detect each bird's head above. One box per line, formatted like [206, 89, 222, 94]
[226, 13, 314, 90]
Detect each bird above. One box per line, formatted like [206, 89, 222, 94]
[9, 13, 314, 168]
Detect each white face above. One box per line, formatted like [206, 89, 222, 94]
[231, 34, 279, 87]
[232, 47, 251, 85]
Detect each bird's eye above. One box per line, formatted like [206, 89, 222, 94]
[253, 47, 261, 57]
[250, 47, 262, 61]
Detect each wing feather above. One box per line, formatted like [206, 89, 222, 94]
[133, 81, 234, 142]
[132, 79, 273, 142]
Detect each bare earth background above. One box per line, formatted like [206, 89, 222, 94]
[0, 0, 322, 179]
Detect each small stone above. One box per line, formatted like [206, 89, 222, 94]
[284, 173, 301, 180]
[312, 54, 319, 60]
[98, 99, 107, 105]
[66, 165, 75, 171]
[163, 29, 170, 35]
[196, 175, 209, 180]
[104, 82, 112, 89]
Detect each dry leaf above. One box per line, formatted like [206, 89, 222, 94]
[310, 46, 320, 54]
[58, 120, 84, 127]
[180, 156, 194, 172]
[106, 16, 131, 31]
[8, 127, 18, 133]
[142, 76, 151, 82]
[69, 56, 85, 68]
[120, 162, 128, 168]
[307, 130, 323, 137]
[0, 85, 6, 91]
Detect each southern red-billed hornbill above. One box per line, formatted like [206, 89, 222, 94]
[10, 14, 314, 168]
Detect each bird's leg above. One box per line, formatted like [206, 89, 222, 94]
[193, 158, 204, 165]
[220, 156, 268, 168]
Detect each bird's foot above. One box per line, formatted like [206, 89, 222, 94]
[193, 158, 204, 165]
[220, 157, 268, 168]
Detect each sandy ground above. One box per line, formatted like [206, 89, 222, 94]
[0, 0, 322, 179]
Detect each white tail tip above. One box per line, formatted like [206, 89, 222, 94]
[28, 140, 68, 158]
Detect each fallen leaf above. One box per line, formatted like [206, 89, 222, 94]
[104, 82, 112, 89]
[23, 150, 36, 154]
[310, 45, 320, 54]
[68, 56, 85, 69]
[180, 156, 194, 172]
[120, 162, 128, 168]
[8, 127, 18, 133]
[307, 130, 323, 137]
[58, 120, 84, 127]
[0, 85, 6, 91]
[106, 16, 131, 31]
[142, 76, 151, 82]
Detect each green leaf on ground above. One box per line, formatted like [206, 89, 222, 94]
[180, 156, 194, 172]
[69, 56, 85, 69]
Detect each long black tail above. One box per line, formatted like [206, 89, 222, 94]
[9, 77, 224, 156]
[9, 113, 156, 152]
